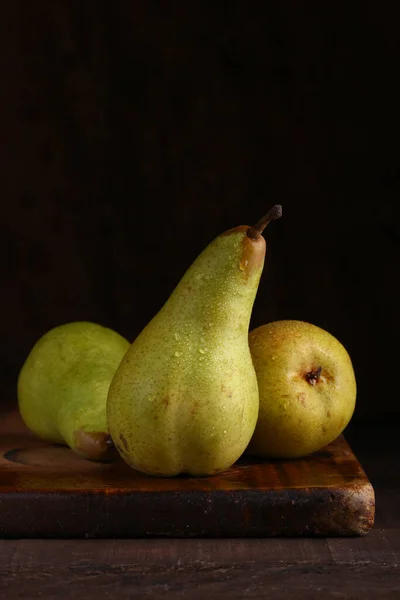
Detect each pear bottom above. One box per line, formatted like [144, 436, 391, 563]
[107, 366, 260, 477]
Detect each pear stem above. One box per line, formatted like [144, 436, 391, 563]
[247, 205, 283, 240]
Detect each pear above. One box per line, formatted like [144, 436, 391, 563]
[107, 206, 282, 476]
[18, 322, 130, 460]
[246, 320, 357, 458]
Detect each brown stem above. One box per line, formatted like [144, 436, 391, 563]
[247, 205, 283, 239]
[305, 366, 322, 386]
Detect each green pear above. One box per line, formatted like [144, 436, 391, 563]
[246, 320, 357, 458]
[107, 206, 282, 476]
[18, 322, 130, 460]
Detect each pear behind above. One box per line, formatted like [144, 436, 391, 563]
[18, 321, 130, 460]
[247, 320, 357, 458]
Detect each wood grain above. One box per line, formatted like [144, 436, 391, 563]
[0, 412, 374, 538]
[0, 534, 399, 600]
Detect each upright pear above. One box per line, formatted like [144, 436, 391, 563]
[107, 206, 282, 476]
[18, 322, 130, 460]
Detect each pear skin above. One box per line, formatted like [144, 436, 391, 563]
[18, 322, 130, 460]
[107, 206, 282, 476]
[247, 320, 357, 458]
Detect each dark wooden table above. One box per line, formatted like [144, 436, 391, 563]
[0, 420, 399, 599]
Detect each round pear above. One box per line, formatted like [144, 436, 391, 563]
[18, 322, 130, 460]
[246, 320, 356, 458]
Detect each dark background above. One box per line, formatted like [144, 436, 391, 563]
[1, 2, 399, 420]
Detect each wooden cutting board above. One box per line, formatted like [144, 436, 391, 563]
[0, 411, 375, 538]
